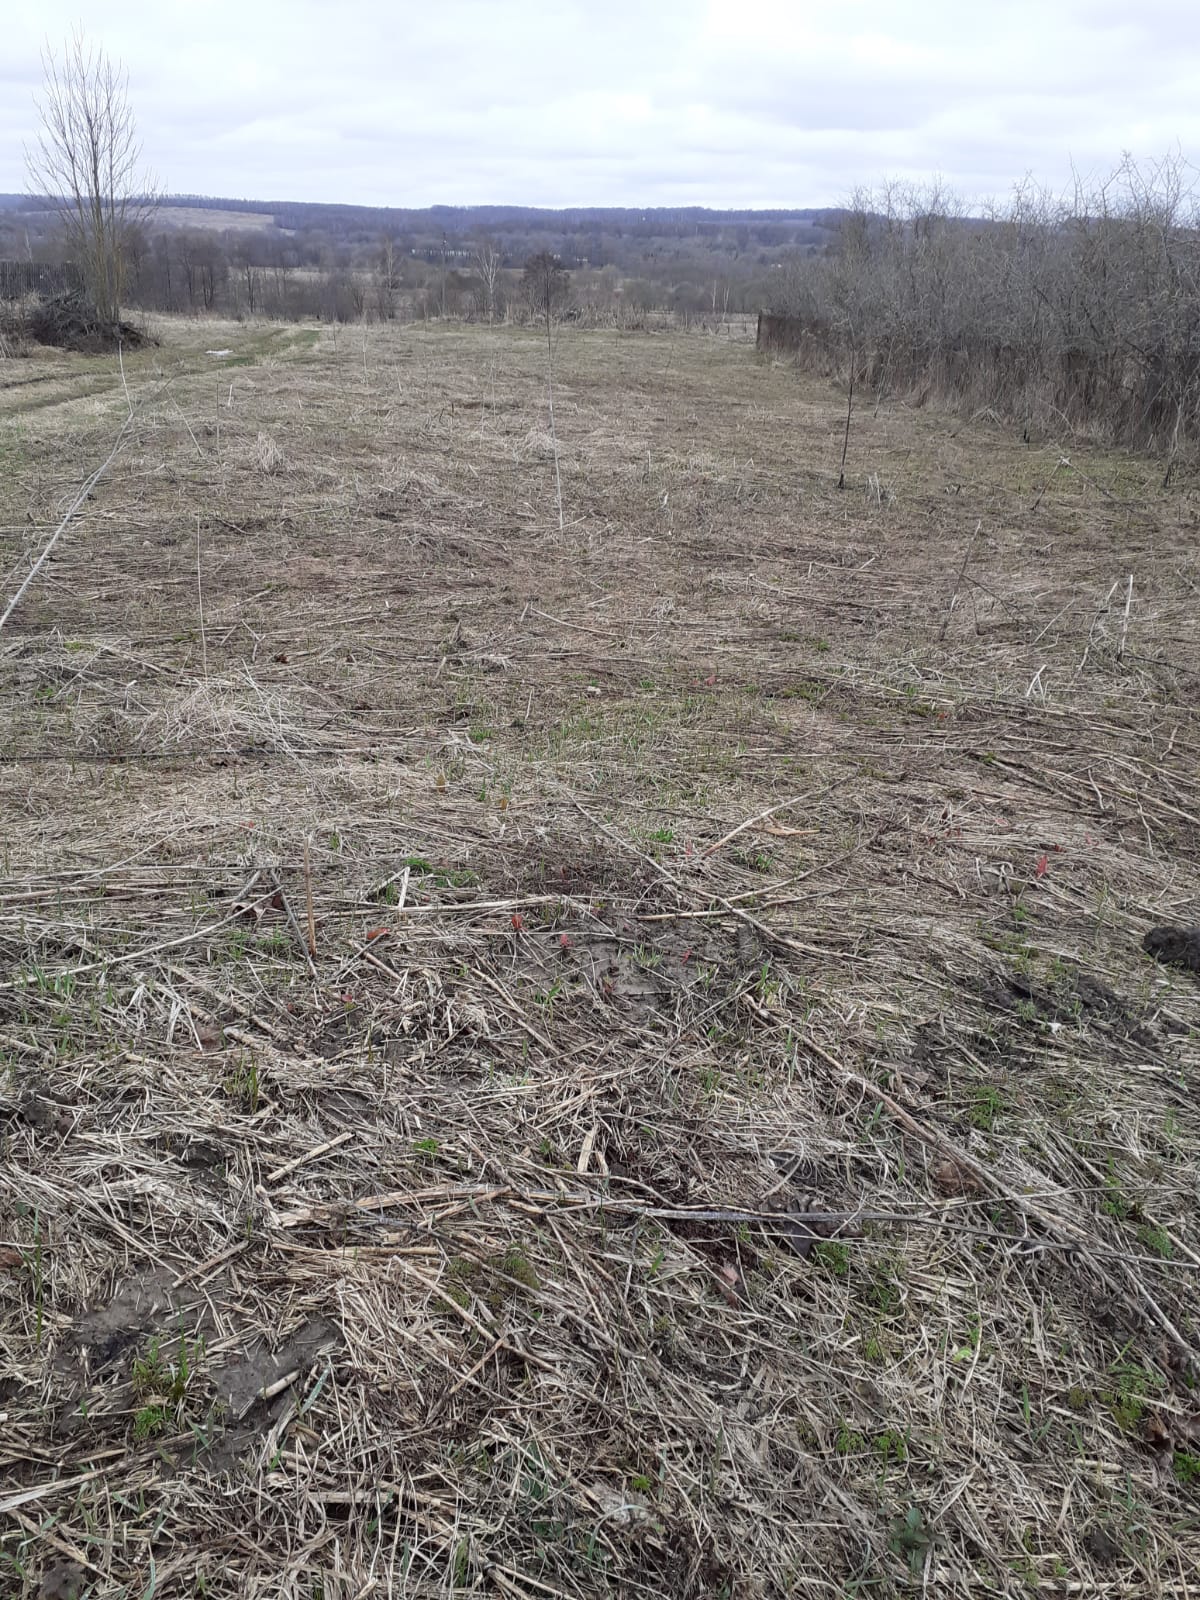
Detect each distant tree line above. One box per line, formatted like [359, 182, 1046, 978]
[128, 196, 841, 255]
[2, 189, 823, 328]
[768, 155, 1200, 456]
[4, 223, 782, 329]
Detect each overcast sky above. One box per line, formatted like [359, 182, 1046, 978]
[4, 0, 1199, 209]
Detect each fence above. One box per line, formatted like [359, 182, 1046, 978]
[0, 261, 83, 300]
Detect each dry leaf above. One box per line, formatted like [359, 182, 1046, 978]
[772, 1214, 815, 1259]
[763, 1190, 854, 1258]
[1142, 1411, 1171, 1450]
[577, 1125, 598, 1175]
[587, 1482, 652, 1529]
[932, 1158, 981, 1197]
[716, 1262, 746, 1306]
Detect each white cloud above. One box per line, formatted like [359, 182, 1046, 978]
[2, 0, 1197, 207]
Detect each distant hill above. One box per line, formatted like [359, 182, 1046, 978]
[4, 193, 847, 287]
[4, 191, 845, 237]
[163, 196, 844, 231]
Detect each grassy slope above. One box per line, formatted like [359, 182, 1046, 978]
[1, 316, 1198, 1597]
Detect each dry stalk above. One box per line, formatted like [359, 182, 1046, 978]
[939, 518, 983, 641]
[0, 411, 136, 633]
[1117, 570, 1134, 661]
[303, 835, 317, 958]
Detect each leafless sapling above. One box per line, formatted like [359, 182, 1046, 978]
[523, 251, 570, 530]
[26, 30, 158, 337]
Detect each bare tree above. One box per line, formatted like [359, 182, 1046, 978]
[376, 234, 399, 320]
[523, 251, 570, 530]
[26, 31, 157, 335]
[768, 157, 1200, 454]
[473, 236, 502, 322]
[523, 250, 569, 325]
[710, 275, 731, 328]
[230, 239, 259, 316]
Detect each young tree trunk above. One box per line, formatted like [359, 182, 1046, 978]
[545, 307, 564, 532]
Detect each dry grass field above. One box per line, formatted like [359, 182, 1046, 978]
[147, 209, 283, 233]
[1, 316, 1199, 1598]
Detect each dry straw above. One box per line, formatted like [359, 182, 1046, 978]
[0, 317, 1197, 1597]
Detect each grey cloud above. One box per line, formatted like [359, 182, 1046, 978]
[1, 0, 1196, 207]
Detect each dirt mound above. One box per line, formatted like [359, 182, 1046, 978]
[25, 289, 151, 354]
[1143, 924, 1200, 974]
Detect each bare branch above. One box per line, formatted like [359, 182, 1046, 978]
[25, 29, 158, 332]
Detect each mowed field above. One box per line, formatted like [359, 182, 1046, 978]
[149, 208, 282, 232]
[1, 318, 1199, 1597]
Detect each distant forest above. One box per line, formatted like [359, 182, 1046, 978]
[0, 193, 845, 323]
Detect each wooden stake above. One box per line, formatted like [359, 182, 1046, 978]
[836, 358, 855, 490]
[1117, 572, 1134, 661]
